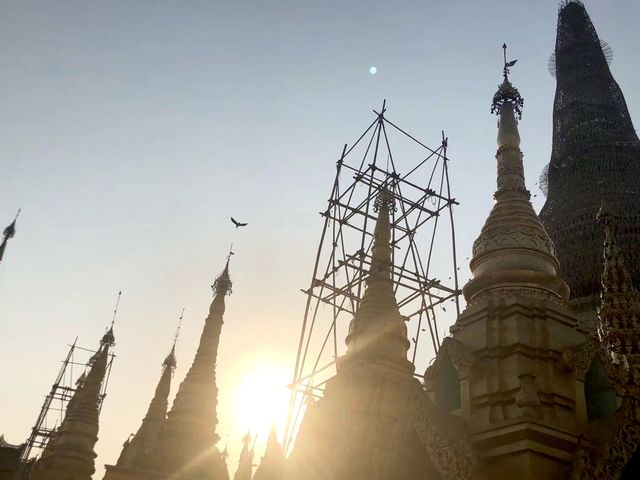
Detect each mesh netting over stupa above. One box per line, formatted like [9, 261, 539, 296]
[539, 1, 640, 301]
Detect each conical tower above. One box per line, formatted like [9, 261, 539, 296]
[421, 49, 590, 480]
[103, 334, 178, 479]
[30, 329, 115, 480]
[148, 258, 232, 480]
[287, 187, 439, 480]
[253, 429, 284, 480]
[233, 432, 254, 480]
[464, 47, 569, 305]
[539, 0, 640, 306]
[341, 189, 414, 374]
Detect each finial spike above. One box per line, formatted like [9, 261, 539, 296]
[111, 291, 122, 329]
[492, 44, 523, 119]
[101, 291, 120, 346]
[173, 308, 184, 348]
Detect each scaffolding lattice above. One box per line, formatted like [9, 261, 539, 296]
[17, 338, 115, 474]
[284, 102, 461, 449]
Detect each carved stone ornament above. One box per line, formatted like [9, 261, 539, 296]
[570, 398, 640, 478]
[515, 373, 542, 418]
[424, 337, 474, 386]
[559, 340, 597, 378]
[379, 382, 477, 480]
[559, 338, 626, 390]
[472, 224, 557, 259]
[469, 287, 561, 306]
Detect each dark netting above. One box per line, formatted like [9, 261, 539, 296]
[539, 1, 640, 300]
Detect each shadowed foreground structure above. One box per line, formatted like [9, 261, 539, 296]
[285, 4, 640, 478]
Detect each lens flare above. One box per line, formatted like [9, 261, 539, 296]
[233, 363, 291, 441]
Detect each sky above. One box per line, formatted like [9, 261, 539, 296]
[0, 0, 639, 477]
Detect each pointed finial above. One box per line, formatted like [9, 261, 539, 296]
[374, 185, 396, 213]
[111, 291, 122, 329]
[596, 200, 633, 296]
[491, 44, 523, 119]
[2, 209, 20, 239]
[163, 309, 183, 369]
[502, 43, 518, 81]
[174, 308, 184, 348]
[503, 43, 508, 80]
[102, 291, 120, 346]
[212, 254, 233, 296]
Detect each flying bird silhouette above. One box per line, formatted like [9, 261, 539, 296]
[231, 217, 248, 228]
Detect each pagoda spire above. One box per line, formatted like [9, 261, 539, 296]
[107, 316, 181, 474]
[596, 203, 640, 386]
[0, 209, 19, 264]
[540, 1, 640, 301]
[150, 257, 232, 479]
[342, 187, 413, 373]
[31, 330, 114, 480]
[233, 432, 254, 480]
[463, 46, 569, 304]
[253, 428, 284, 480]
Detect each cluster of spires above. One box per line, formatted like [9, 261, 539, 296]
[18, 251, 290, 480]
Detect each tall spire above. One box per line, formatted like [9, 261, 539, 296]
[0, 209, 20, 264]
[107, 319, 180, 474]
[464, 46, 569, 304]
[233, 432, 254, 480]
[253, 428, 284, 480]
[540, 1, 640, 301]
[343, 187, 412, 373]
[596, 203, 640, 386]
[149, 257, 232, 479]
[31, 331, 114, 480]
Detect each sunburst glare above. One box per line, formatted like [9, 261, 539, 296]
[233, 363, 291, 443]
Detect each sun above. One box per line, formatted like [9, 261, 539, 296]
[233, 362, 292, 442]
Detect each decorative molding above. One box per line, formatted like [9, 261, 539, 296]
[472, 224, 556, 258]
[412, 386, 477, 480]
[379, 383, 477, 480]
[570, 399, 640, 478]
[424, 338, 474, 385]
[515, 373, 542, 418]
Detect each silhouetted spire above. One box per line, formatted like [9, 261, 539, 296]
[464, 46, 569, 304]
[343, 188, 413, 373]
[540, 1, 640, 300]
[253, 428, 284, 480]
[233, 432, 254, 480]
[162, 309, 183, 371]
[32, 333, 112, 480]
[150, 257, 233, 479]
[597, 203, 640, 386]
[0, 209, 19, 264]
[111, 337, 178, 471]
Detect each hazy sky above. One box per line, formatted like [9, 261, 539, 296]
[0, 0, 638, 477]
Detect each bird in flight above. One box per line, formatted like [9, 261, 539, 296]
[231, 217, 248, 228]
